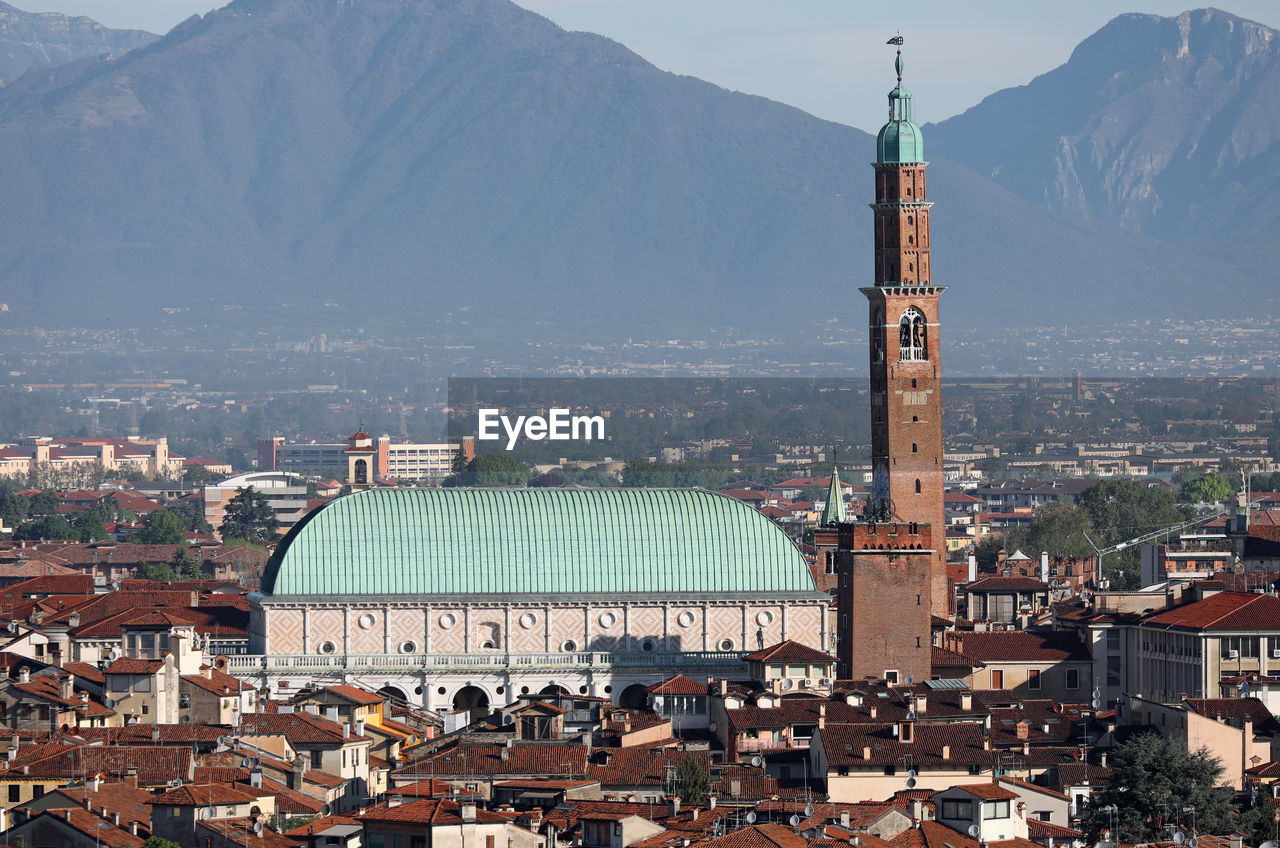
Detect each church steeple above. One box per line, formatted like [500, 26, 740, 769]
[877, 39, 924, 166]
[820, 465, 846, 527]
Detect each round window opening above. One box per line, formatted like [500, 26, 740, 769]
[719, 639, 735, 651]
[579, 686, 588, 695]
[357, 613, 376, 631]
[562, 640, 577, 652]
[677, 611, 695, 628]
[755, 610, 774, 627]
[598, 612, 617, 629]
[604, 685, 613, 694]
[414, 686, 423, 695]
[318, 641, 336, 655]
[496, 686, 505, 695]
[437, 686, 446, 695]
[641, 640, 656, 652]
[482, 641, 496, 649]
[518, 613, 537, 630]
[438, 612, 456, 629]
[400, 641, 417, 654]
[520, 686, 530, 695]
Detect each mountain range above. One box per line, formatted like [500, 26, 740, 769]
[0, 1, 1273, 340]
[0, 1, 155, 84]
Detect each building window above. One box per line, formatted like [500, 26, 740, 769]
[1221, 636, 1259, 659]
[991, 669, 1004, 689]
[915, 480, 922, 494]
[899, 307, 928, 361]
[354, 458, 368, 484]
[884, 670, 899, 684]
[720, 639, 735, 651]
[941, 800, 972, 820]
[311, 750, 324, 768]
[401, 641, 417, 654]
[32, 785, 43, 798]
[562, 641, 577, 652]
[7, 785, 17, 802]
[983, 801, 1010, 819]
[1066, 668, 1080, 690]
[1028, 669, 1041, 691]
[318, 641, 337, 655]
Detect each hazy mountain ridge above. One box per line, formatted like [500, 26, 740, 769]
[0, 0, 1268, 339]
[928, 8, 1280, 242]
[0, 1, 156, 84]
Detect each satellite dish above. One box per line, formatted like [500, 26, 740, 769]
[1258, 842, 1277, 848]
[5, 622, 14, 633]
[789, 815, 801, 827]
[906, 778, 917, 789]
[782, 679, 795, 691]
[968, 826, 981, 838]
[709, 722, 717, 733]
[217, 736, 229, 747]
[906, 710, 916, 721]
[503, 714, 515, 725]
[1173, 830, 1186, 845]
[108, 647, 121, 661]
[320, 804, 332, 817]
[905, 676, 913, 685]
[906, 769, 917, 779]
[751, 756, 762, 767]
[1092, 688, 1101, 699]
[1091, 699, 1101, 710]
[805, 805, 815, 818]
[1189, 838, 1199, 848]
[253, 821, 264, 835]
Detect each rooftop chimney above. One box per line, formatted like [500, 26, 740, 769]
[461, 803, 477, 822]
[123, 767, 138, 788]
[968, 555, 977, 584]
[111, 812, 120, 827]
[18, 667, 29, 684]
[342, 723, 350, 739]
[941, 745, 950, 760]
[669, 797, 681, 818]
[841, 812, 851, 829]
[325, 706, 339, 723]
[1041, 552, 1049, 583]
[250, 768, 263, 789]
[961, 692, 973, 711]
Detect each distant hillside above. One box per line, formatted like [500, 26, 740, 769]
[0, 0, 1267, 341]
[928, 8, 1280, 243]
[0, 1, 156, 84]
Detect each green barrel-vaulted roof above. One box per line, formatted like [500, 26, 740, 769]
[261, 488, 816, 597]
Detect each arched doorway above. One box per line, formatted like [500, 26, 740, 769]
[618, 683, 649, 710]
[453, 686, 490, 722]
[377, 685, 409, 705]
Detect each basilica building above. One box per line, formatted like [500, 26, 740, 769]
[237, 488, 830, 714]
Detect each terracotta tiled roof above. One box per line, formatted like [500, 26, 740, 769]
[646, 675, 707, 696]
[21, 807, 146, 847]
[936, 782, 1017, 800]
[182, 667, 255, 695]
[62, 661, 106, 686]
[104, 657, 164, 675]
[931, 645, 979, 669]
[196, 818, 299, 848]
[1185, 697, 1280, 732]
[152, 783, 262, 806]
[1142, 592, 1280, 631]
[239, 711, 366, 745]
[322, 684, 384, 706]
[817, 722, 990, 768]
[692, 823, 809, 848]
[359, 797, 511, 825]
[72, 724, 227, 746]
[285, 814, 361, 836]
[949, 631, 1091, 663]
[1054, 763, 1112, 788]
[743, 640, 836, 664]
[965, 576, 1046, 592]
[2, 744, 192, 784]
[44, 782, 156, 834]
[588, 745, 698, 788]
[402, 743, 589, 778]
[1027, 820, 1084, 839]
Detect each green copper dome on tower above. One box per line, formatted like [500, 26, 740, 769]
[876, 41, 924, 164]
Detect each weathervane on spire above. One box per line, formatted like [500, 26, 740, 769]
[886, 34, 904, 83]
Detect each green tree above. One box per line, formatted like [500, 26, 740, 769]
[219, 487, 279, 543]
[1026, 504, 1095, 560]
[182, 463, 220, 485]
[1217, 457, 1245, 493]
[673, 753, 711, 807]
[1180, 473, 1234, 505]
[451, 446, 469, 475]
[14, 514, 77, 541]
[1081, 732, 1235, 842]
[28, 490, 60, 516]
[167, 498, 214, 535]
[169, 546, 205, 580]
[144, 836, 184, 848]
[464, 453, 528, 487]
[137, 509, 187, 545]
[136, 562, 177, 582]
[139, 406, 172, 439]
[70, 510, 107, 543]
[1081, 480, 1185, 589]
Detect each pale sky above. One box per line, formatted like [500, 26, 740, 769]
[15, 0, 1280, 132]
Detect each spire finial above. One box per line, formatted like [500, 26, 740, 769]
[887, 34, 904, 83]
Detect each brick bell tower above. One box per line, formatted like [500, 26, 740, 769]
[861, 41, 949, 617]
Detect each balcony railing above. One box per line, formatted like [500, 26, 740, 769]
[225, 650, 746, 674]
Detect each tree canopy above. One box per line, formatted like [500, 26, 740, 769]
[219, 487, 279, 543]
[1081, 732, 1235, 842]
[673, 753, 711, 807]
[1179, 473, 1234, 505]
[138, 508, 187, 545]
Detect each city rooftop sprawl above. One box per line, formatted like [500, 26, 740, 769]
[1, 36, 1279, 848]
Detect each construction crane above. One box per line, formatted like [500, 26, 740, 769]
[1082, 504, 1230, 567]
